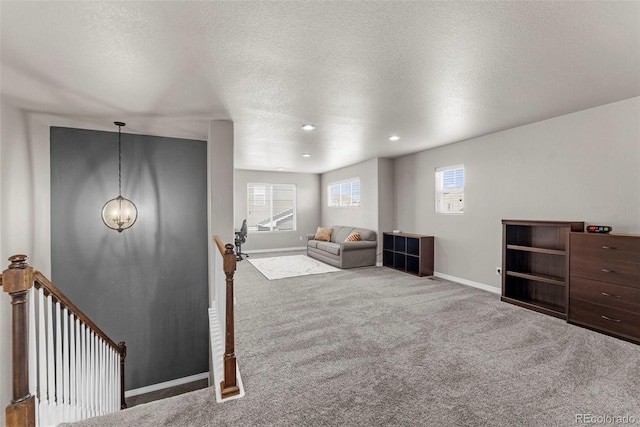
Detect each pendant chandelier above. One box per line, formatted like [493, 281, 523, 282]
[101, 121, 138, 233]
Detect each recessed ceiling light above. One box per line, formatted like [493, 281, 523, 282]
[302, 153, 311, 158]
[277, 167, 285, 171]
[301, 124, 316, 131]
[388, 135, 400, 141]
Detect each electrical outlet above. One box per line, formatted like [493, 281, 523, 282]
[299, 236, 303, 241]
[496, 267, 502, 275]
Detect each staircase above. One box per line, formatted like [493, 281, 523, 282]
[256, 208, 294, 231]
[1, 254, 126, 427]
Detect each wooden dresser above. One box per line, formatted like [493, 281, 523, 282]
[569, 232, 640, 344]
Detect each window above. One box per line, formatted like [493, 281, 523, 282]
[247, 183, 296, 232]
[435, 165, 464, 214]
[327, 178, 360, 207]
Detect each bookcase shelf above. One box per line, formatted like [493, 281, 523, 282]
[505, 271, 565, 286]
[501, 220, 584, 319]
[382, 232, 434, 277]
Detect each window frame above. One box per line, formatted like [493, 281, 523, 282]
[435, 165, 464, 215]
[327, 178, 361, 207]
[247, 183, 297, 233]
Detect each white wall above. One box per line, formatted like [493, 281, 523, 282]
[394, 97, 640, 290]
[320, 158, 395, 262]
[0, 101, 52, 416]
[377, 158, 395, 250]
[320, 158, 380, 230]
[0, 101, 7, 418]
[234, 169, 320, 251]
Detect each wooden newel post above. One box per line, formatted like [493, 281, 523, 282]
[2, 254, 36, 427]
[220, 243, 240, 398]
[118, 341, 127, 409]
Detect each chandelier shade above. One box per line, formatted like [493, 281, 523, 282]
[102, 195, 138, 232]
[102, 121, 138, 232]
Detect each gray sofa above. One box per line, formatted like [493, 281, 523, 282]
[306, 225, 377, 269]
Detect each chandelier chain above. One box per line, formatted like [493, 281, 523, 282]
[118, 123, 122, 197]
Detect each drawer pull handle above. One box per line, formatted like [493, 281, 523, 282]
[601, 246, 618, 250]
[602, 292, 621, 298]
[601, 292, 621, 298]
[601, 268, 617, 273]
[601, 315, 621, 323]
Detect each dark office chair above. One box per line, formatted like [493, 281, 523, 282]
[235, 219, 249, 261]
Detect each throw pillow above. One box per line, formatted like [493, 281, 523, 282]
[344, 231, 360, 242]
[314, 227, 333, 242]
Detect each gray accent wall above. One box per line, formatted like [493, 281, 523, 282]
[50, 127, 209, 390]
[394, 97, 640, 290]
[234, 169, 320, 250]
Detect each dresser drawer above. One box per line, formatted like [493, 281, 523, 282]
[569, 299, 640, 342]
[570, 277, 640, 313]
[571, 233, 640, 262]
[570, 256, 640, 288]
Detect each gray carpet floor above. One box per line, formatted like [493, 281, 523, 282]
[125, 379, 209, 408]
[64, 251, 640, 426]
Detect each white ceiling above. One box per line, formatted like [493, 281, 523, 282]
[2, 1, 639, 173]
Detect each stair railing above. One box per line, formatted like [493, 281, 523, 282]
[213, 236, 240, 398]
[1, 254, 126, 427]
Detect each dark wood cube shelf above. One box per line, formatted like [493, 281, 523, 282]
[383, 232, 434, 277]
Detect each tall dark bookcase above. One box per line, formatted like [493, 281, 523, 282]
[501, 220, 584, 319]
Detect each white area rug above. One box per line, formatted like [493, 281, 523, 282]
[247, 255, 341, 280]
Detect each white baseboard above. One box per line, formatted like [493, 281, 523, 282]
[434, 272, 501, 295]
[245, 246, 306, 254]
[125, 372, 209, 398]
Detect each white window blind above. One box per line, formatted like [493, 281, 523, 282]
[247, 183, 296, 232]
[327, 178, 360, 207]
[435, 165, 464, 214]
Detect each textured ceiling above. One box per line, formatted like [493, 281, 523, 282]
[2, 1, 639, 173]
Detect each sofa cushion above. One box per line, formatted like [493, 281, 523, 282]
[317, 241, 341, 255]
[330, 226, 376, 242]
[314, 227, 333, 242]
[307, 240, 320, 249]
[331, 226, 353, 243]
[344, 231, 360, 242]
[358, 228, 376, 241]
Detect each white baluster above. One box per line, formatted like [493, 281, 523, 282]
[81, 323, 87, 420]
[116, 350, 121, 411]
[112, 347, 116, 411]
[99, 336, 104, 414]
[93, 332, 98, 417]
[76, 318, 82, 420]
[101, 340, 109, 414]
[98, 338, 103, 414]
[114, 347, 118, 411]
[27, 287, 38, 425]
[97, 335, 102, 414]
[87, 329, 93, 418]
[63, 307, 70, 420]
[46, 293, 56, 424]
[105, 346, 111, 412]
[37, 289, 49, 425]
[111, 347, 116, 411]
[102, 341, 108, 413]
[70, 316, 77, 421]
[55, 300, 63, 423]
